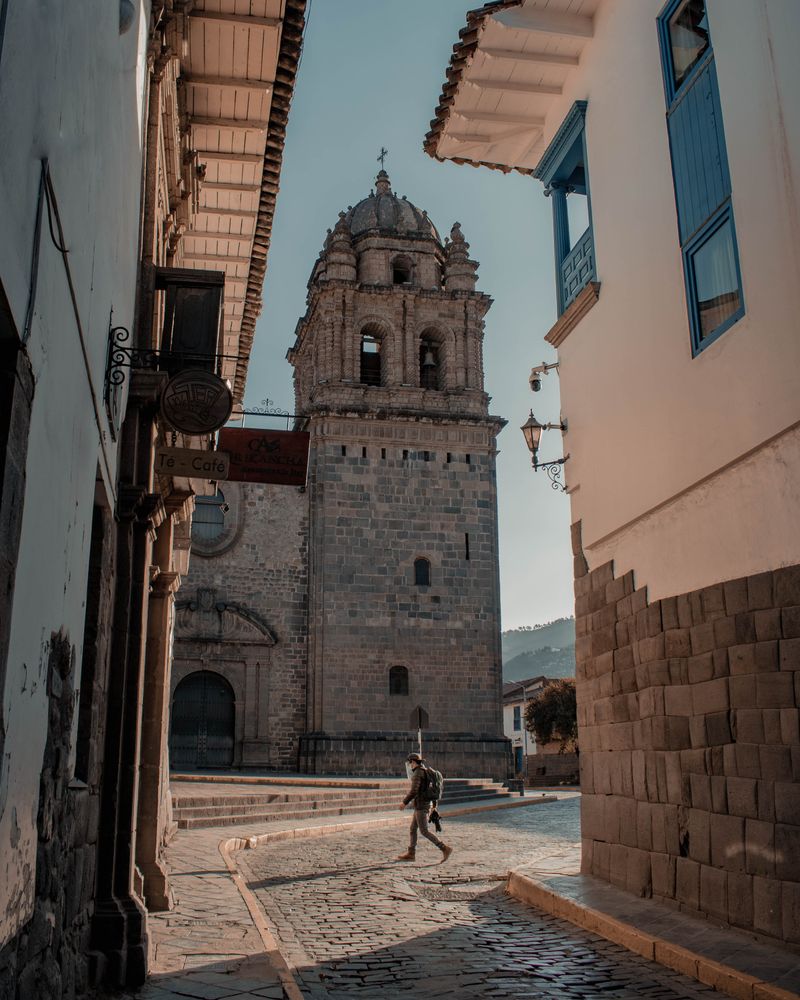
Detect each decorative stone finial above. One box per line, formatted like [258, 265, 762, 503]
[444, 221, 476, 291]
[375, 169, 391, 196]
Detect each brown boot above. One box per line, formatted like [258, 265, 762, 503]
[396, 849, 415, 861]
[439, 845, 453, 863]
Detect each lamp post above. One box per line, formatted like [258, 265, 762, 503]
[520, 411, 569, 491]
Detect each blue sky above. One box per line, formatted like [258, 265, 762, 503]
[246, 0, 574, 628]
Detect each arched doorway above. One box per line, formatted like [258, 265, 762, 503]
[169, 670, 235, 769]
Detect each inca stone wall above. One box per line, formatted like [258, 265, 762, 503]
[573, 521, 800, 943]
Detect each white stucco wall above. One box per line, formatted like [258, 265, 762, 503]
[537, 0, 800, 596]
[503, 701, 525, 747]
[0, 1, 149, 945]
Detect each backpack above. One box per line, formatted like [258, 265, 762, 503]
[423, 766, 444, 803]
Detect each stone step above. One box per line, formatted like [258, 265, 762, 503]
[171, 783, 505, 810]
[171, 780, 508, 808]
[174, 790, 512, 830]
[171, 788, 510, 820]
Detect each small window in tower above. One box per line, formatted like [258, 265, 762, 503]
[360, 334, 382, 386]
[414, 557, 431, 587]
[392, 257, 412, 285]
[447, 453, 452, 464]
[465, 453, 471, 465]
[465, 532, 470, 561]
[362, 446, 367, 459]
[403, 449, 409, 461]
[341, 445, 347, 457]
[381, 447, 386, 460]
[419, 338, 441, 390]
[389, 665, 410, 697]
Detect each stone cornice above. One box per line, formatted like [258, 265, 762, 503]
[305, 404, 506, 432]
[544, 281, 601, 348]
[163, 489, 194, 522]
[150, 570, 181, 598]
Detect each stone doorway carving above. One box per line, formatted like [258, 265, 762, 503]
[169, 670, 235, 768]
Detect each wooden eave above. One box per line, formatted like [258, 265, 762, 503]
[179, 0, 306, 403]
[424, 0, 599, 175]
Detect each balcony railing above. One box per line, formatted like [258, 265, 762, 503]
[561, 227, 596, 312]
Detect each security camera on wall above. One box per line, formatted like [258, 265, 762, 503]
[529, 361, 559, 393]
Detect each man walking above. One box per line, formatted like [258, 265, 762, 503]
[396, 752, 452, 863]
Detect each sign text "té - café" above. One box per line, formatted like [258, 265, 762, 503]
[156, 430, 310, 486]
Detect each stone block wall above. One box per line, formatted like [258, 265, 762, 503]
[574, 523, 800, 943]
[299, 733, 510, 781]
[174, 482, 309, 769]
[526, 752, 580, 787]
[307, 419, 505, 758]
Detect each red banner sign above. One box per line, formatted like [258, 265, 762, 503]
[218, 428, 310, 486]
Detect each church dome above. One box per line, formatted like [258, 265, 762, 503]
[344, 170, 440, 242]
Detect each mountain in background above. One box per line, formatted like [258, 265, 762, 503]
[501, 618, 576, 682]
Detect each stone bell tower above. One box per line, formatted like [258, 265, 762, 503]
[288, 170, 510, 778]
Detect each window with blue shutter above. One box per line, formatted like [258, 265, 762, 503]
[534, 102, 596, 316]
[658, 0, 744, 354]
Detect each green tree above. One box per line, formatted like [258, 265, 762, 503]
[524, 679, 578, 753]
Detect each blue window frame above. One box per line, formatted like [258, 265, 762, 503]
[534, 102, 595, 315]
[657, 0, 744, 354]
[513, 705, 522, 731]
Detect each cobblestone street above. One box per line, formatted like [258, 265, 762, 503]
[237, 797, 723, 1000]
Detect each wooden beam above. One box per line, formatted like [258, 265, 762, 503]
[455, 109, 546, 127]
[182, 252, 252, 264]
[183, 74, 273, 92]
[190, 115, 268, 133]
[494, 8, 594, 38]
[201, 181, 261, 193]
[196, 151, 264, 164]
[447, 123, 541, 146]
[191, 10, 280, 28]
[197, 206, 257, 218]
[466, 78, 563, 96]
[482, 46, 580, 67]
[185, 229, 253, 241]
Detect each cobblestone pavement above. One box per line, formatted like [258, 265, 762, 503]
[238, 798, 725, 1000]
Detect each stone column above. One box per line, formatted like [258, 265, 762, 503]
[135, 507, 180, 911]
[91, 485, 159, 988]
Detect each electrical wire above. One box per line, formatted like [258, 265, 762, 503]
[41, 161, 117, 501]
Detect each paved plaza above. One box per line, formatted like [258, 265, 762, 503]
[235, 797, 722, 1000]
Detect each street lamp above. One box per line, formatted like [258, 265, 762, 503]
[520, 411, 569, 491]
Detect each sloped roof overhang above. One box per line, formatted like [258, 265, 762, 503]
[424, 0, 599, 175]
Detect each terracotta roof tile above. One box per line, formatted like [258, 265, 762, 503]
[423, 0, 533, 175]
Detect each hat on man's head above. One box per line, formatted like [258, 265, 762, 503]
[406, 752, 423, 763]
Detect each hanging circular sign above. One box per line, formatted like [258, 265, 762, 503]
[160, 369, 233, 434]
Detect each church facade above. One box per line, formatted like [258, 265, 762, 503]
[171, 172, 511, 779]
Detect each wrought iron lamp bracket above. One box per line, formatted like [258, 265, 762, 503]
[532, 454, 570, 492]
[104, 325, 239, 394]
